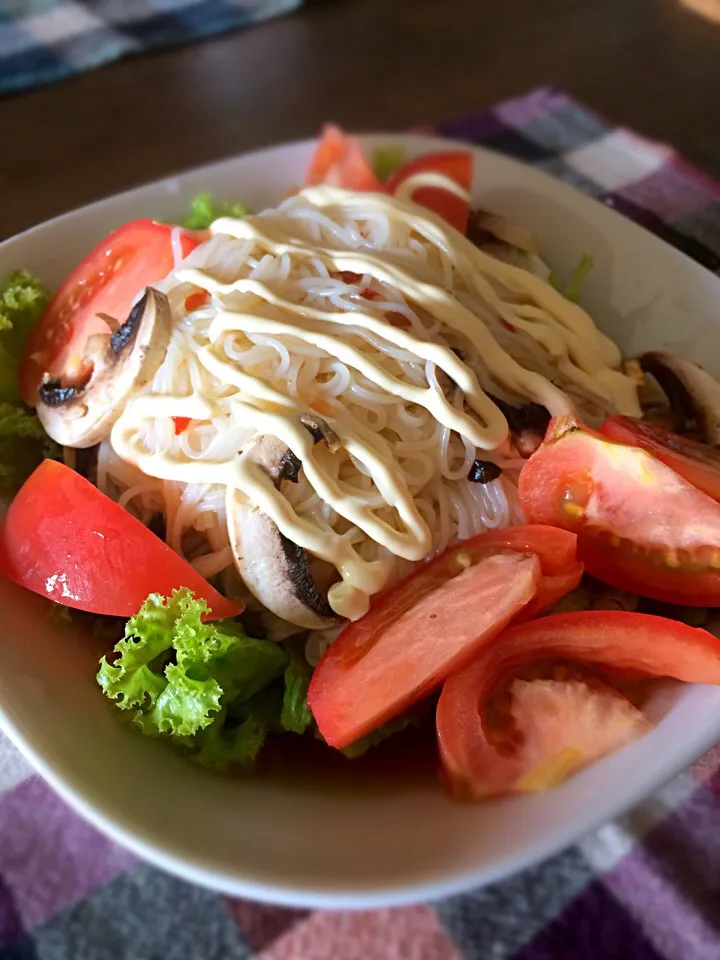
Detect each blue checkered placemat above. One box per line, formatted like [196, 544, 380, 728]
[0, 0, 302, 94]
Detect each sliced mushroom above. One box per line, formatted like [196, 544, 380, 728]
[298, 413, 340, 452]
[489, 394, 550, 458]
[489, 395, 551, 434]
[37, 288, 172, 449]
[467, 210, 549, 279]
[468, 210, 541, 255]
[638, 351, 720, 446]
[478, 242, 551, 281]
[228, 419, 341, 630]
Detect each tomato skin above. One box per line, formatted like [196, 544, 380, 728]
[519, 416, 720, 606]
[437, 610, 720, 799]
[309, 551, 541, 749]
[600, 415, 720, 503]
[0, 460, 239, 621]
[386, 151, 472, 233]
[468, 525, 578, 576]
[19, 220, 202, 406]
[576, 541, 720, 608]
[306, 125, 385, 192]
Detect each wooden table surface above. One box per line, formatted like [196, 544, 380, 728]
[1, 0, 718, 242]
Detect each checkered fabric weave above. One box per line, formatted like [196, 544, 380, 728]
[0, 0, 301, 94]
[1, 88, 720, 959]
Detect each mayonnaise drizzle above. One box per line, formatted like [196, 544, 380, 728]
[177, 276, 508, 449]
[293, 186, 635, 411]
[211, 191, 639, 416]
[111, 180, 640, 620]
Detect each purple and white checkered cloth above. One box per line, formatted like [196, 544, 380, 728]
[2, 87, 720, 960]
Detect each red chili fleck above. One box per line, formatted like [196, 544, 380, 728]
[185, 291, 209, 313]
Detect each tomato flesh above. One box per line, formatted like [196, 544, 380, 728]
[386, 151, 472, 233]
[0, 460, 240, 620]
[444, 677, 651, 799]
[515, 562, 584, 624]
[519, 416, 720, 606]
[600, 415, 720, 503]
[437, 610, 720, 799]
[306, 125, 385, 192]
[309, 551, 541, 749]
[19, 220, 202, 406]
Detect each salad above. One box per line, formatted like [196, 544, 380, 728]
[2, 125, 720, 799]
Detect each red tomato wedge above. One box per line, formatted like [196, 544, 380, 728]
[19, 220, 203, 406]
[386, 151, 472, 233]
[309, 551, 540, 749]
[437, 611, 720, 799]
[308, 525, 576, 749]
[600, 415, 720, 503]
[519, 416, 720, 606]
[306, 125, 385, 192]
[0, 460, 239, 621]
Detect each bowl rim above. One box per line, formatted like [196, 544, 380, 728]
[3, 695, 720, 910]
[2, 131, 720, 909]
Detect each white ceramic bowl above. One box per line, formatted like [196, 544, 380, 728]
[1, 135, 720, 909]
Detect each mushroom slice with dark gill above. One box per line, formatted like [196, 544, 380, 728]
[228, 420, 341, 631]
[36, 288, 173, 449]
[467, 210, 549, 279]
[638, 351, 720, 446]
[489, 394, 551, 458]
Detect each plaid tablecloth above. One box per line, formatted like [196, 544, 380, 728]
[0, 0, 302, 95]
[2, 88, 720, 960]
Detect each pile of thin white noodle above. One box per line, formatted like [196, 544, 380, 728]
[95, 184, 637, 638]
